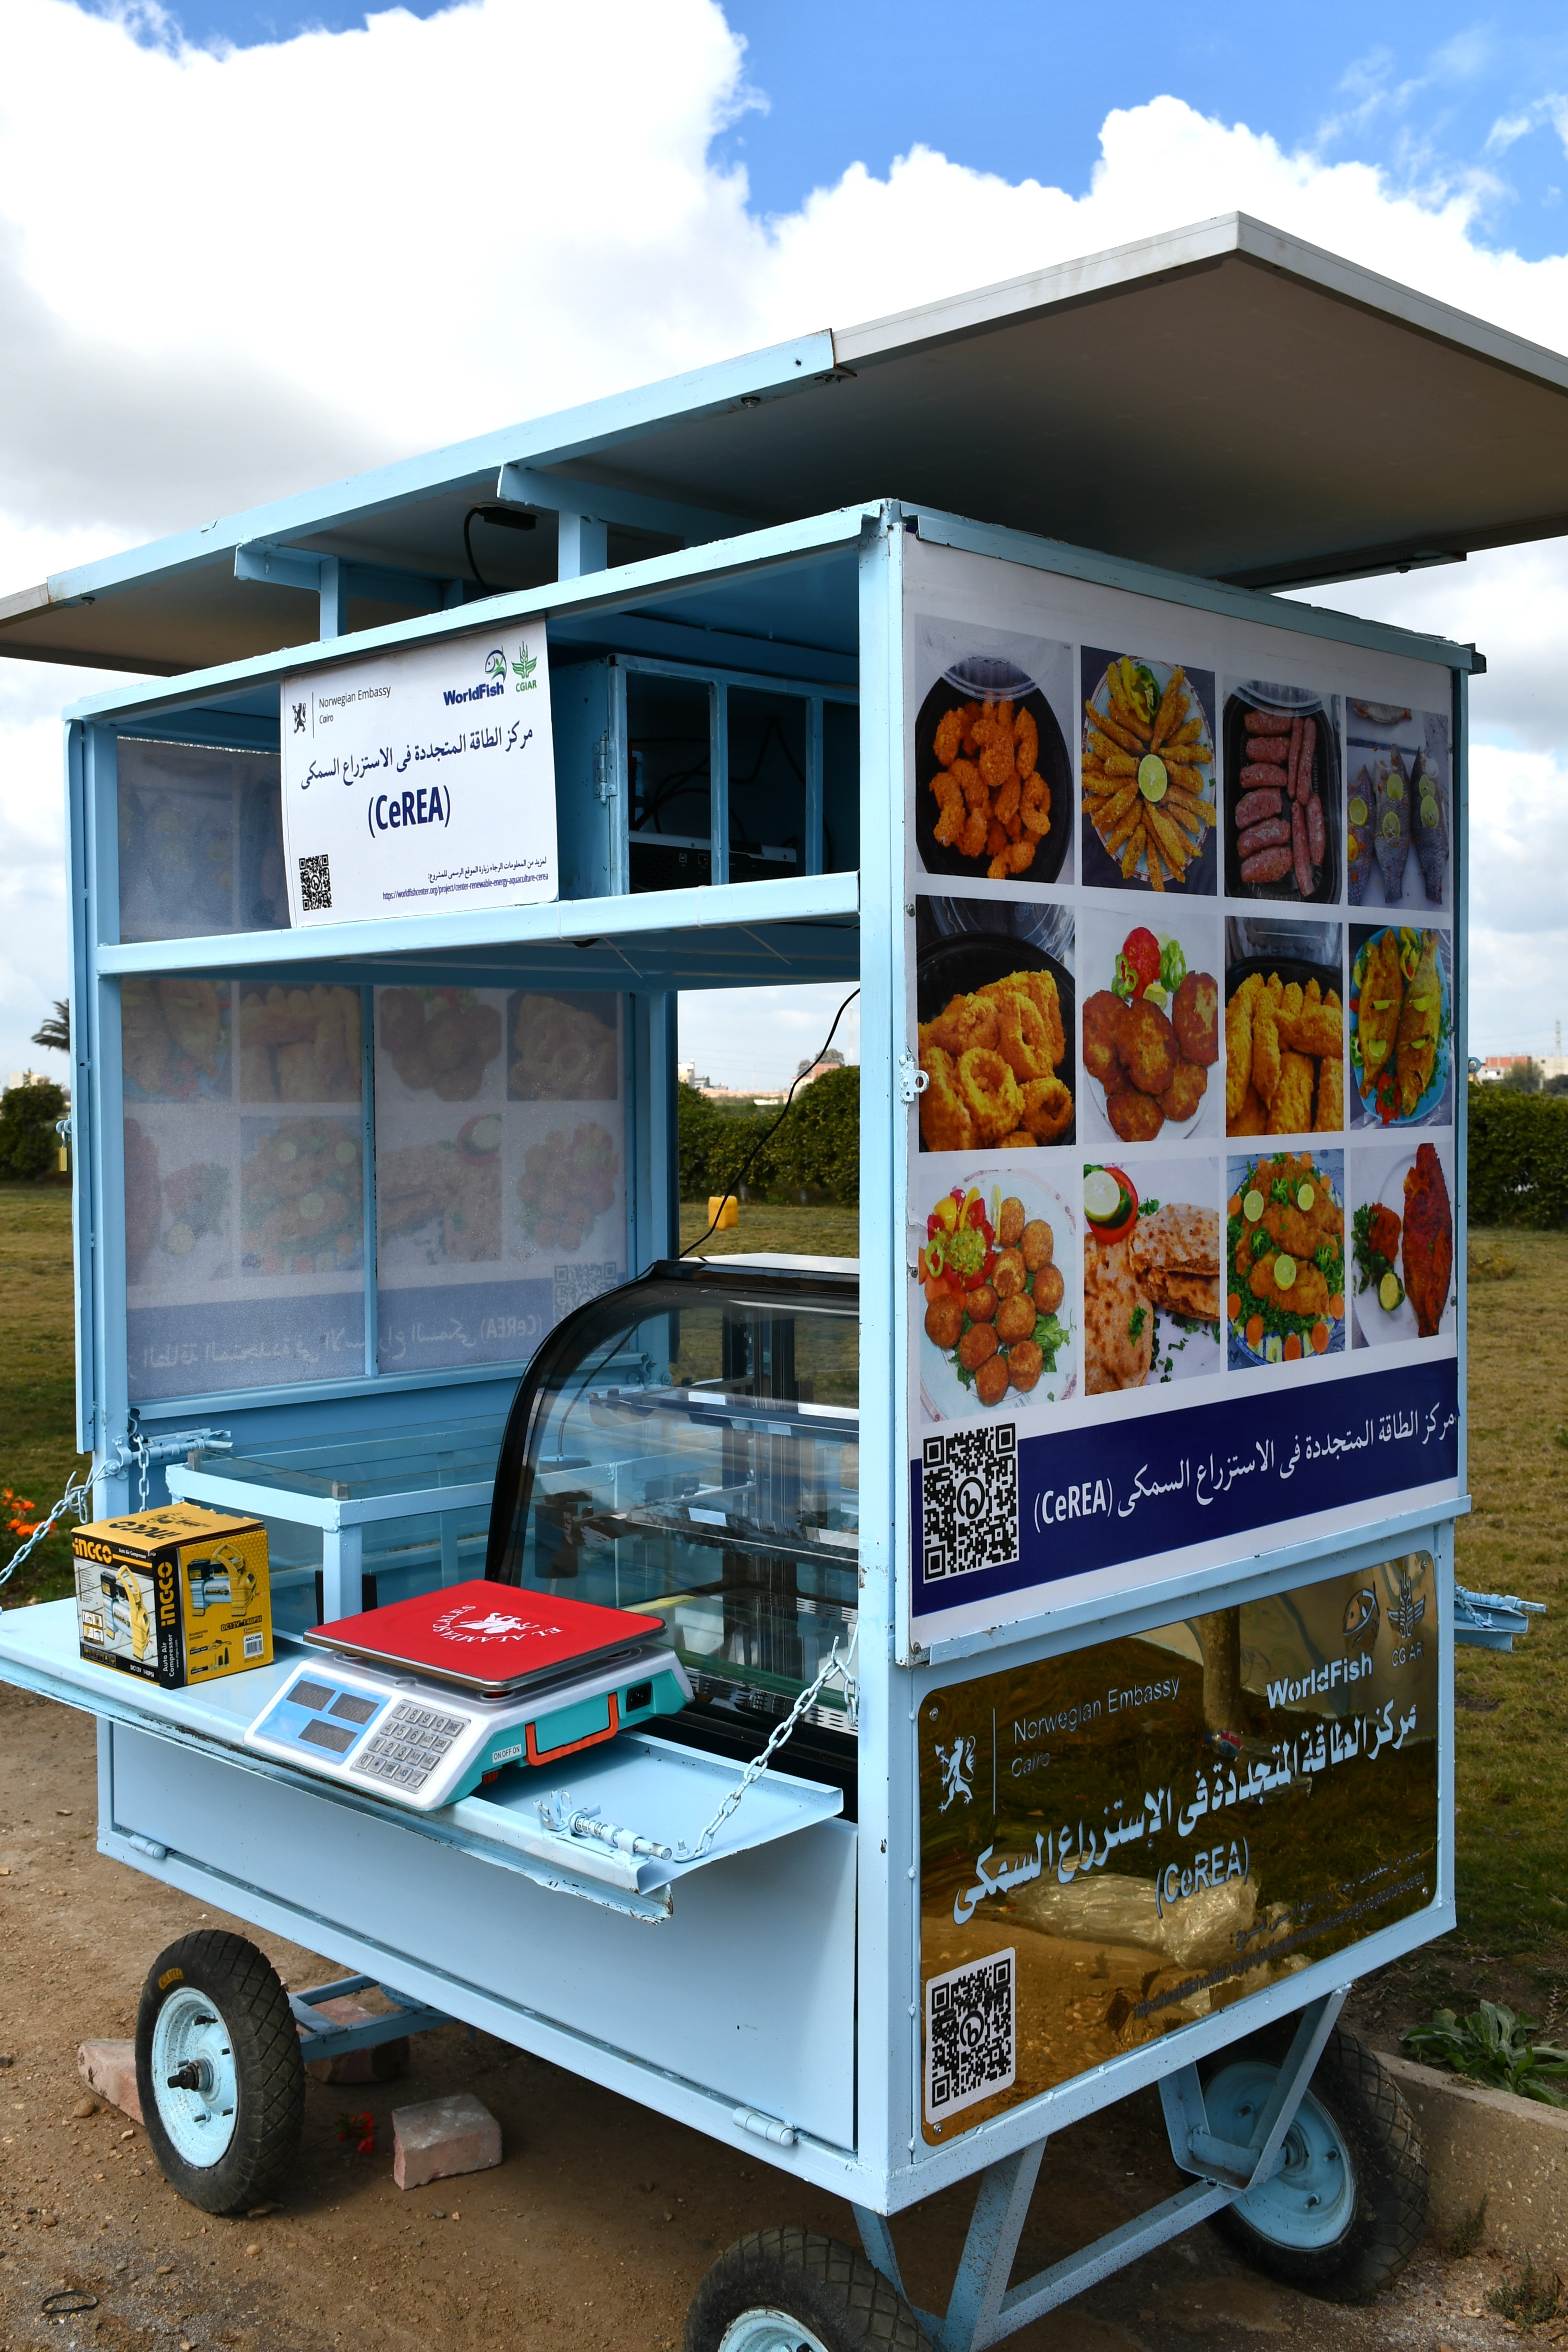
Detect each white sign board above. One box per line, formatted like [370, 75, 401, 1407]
[280, 623, 556, 926]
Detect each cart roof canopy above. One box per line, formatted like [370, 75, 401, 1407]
[8, 209, 1568, 678]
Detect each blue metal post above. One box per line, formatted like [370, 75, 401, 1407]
[558, 514, 608, 579]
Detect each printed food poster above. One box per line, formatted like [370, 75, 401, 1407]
[1079, 905, 1220, 1144]
[1227, 1147, 1347, 1369]
[1350, 1138, 1456, 1350]
[1348, 924, 1454, 1129]
[902, 536, 1459, 1651]
[1221, 681, 1342, 905]
[1345, 703, 1451, 911]
[1223, 918, 1345, 1138]
[917, 1556, 1438, 2136]
[912, 1165, 1078, 1422]
[1082, 1160, 1222, 1395]
[912, 617, 1073, 889]
[375, 987, 627, 1372]
[1080, 649, 1217, 895]
[914, 897, 1075, 1152]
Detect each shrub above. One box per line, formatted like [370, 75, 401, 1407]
[0, 1080, 67, 1181]
[676, 1067, 860, 1206]
[1467, 1085, 1568, 1227]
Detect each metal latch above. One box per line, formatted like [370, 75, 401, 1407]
[593, 733, 617, 802]
[897, 1051, 928, 1106]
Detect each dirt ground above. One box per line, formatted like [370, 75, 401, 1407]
[2, 1687, 1557, 2352]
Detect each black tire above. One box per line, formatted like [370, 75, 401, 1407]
[686, 2227, 933, 2352]
[134, 1930, 305, 2215]
[1202, 2020, 1427, 2302]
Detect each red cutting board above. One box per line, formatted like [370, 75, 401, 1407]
[304, 1578, 664, 1695]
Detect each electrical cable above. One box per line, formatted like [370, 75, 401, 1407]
[679, 985, 860, 1258]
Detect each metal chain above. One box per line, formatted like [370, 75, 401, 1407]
[0, 1469, 96, 1593]
[676, 1622, 860, 1861]
[133, 1434, 150, 1514]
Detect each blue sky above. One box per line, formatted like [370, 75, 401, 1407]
[8, 0, 1568, 1076]
[95, 0, 1568, 259]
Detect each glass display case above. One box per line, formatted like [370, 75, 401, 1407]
[486, 1258, 860, 1787]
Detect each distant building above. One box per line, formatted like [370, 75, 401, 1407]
[792, 1046, 847, 1089]
[1476, 1055, 1568, 1085]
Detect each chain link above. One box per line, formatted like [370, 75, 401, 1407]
[0, 1469, 96, 1593]
[676, 1622, 859, 1860]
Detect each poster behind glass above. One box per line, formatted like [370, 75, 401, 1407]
[373, 986, 627, 1373]
[124, 977, 365, 1397]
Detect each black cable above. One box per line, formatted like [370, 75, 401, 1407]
[680, 987, 860, 1259]
[463, 509, 493, 593]
[462, 502, 537, 595]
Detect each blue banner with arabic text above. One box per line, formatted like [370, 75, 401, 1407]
[913, 1358, 1459, 1618]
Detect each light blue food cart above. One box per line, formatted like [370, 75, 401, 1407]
[0, 213, 1557, 2352]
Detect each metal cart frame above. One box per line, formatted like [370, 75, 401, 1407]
[0, 213, 1509, 2343]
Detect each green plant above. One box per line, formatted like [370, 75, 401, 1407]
[1401, 2002, 1568, 2105]
[0, 1078, 67, 1181]
[1467, 1085, 1568, 1226]
[1489, 2256, 1562, 2325]
[1445, 2193, 1489, 2259]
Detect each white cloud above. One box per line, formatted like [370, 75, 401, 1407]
[7, 3, 1568, 1071]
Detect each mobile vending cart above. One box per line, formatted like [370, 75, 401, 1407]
[3, 212, 1564, 2351]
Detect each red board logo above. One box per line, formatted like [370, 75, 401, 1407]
[430, 1603, 551, 1647]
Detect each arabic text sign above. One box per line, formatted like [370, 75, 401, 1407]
[914, 1358, 1458, 1614]
[280, 625, 557, 926]
[918, 1555, 1438, 2139]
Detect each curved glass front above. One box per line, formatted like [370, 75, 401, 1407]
[488, 1263, 860, 1736]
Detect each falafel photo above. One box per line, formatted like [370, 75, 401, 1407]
[1078, 909, 1222, 1146]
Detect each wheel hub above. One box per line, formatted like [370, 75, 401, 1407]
[151, 1988, 239, 2168]
[716, 2308, 833, 2352]
[1203, 2059, 1356, 2249]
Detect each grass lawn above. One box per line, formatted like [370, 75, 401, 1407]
[0, 1182, 87, 1607]
[3, 1186, 1562, 2018]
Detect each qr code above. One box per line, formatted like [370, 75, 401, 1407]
[926, 1949, 1016, 2122]
[921, 1424, 1018, 1582]
[298, 852, 332, 912]
[552, 1260, 620, 1324]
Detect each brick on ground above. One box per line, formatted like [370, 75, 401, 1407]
[77, 2039, 143, 2126]
[392, 2091, 501, 2190]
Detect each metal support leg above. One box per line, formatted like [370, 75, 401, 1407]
[857, 1989, 1350, 2352]
[1161, 1987, 1347, 2191]
[852, 2206, 906, 2299]
[320, 1524, 363, 1622]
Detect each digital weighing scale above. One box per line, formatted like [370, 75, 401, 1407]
[243, 1579, 691, 1810]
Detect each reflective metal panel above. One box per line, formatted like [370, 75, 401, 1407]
[918, 1553, 1437, 2140]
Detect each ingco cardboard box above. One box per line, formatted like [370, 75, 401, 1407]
[73, 1505, 273, 1688]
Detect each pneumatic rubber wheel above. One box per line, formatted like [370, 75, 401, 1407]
[1200, 2020, 1427, 2302]
[685, 2228, 933, 2352]
[134, 1930, 305, 2215]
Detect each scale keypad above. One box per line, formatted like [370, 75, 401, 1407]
[358, 1699, 469, 1790]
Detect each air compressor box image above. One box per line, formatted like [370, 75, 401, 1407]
[73, 1504, 273, 1688]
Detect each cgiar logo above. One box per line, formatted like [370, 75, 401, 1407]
[511, 643, 539, 693]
